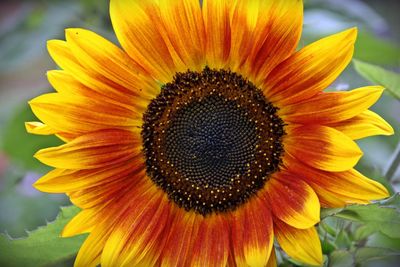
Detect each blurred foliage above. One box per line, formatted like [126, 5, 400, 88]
[0, 206, 85, 267]
[3, 105, 62, 171]
[354, 59, 400, 99]
[0, 0, 399, 266]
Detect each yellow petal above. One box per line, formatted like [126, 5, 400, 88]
[158, 0, 206, 72]
[285, 125, 363, 172]
[266, 172, 320, 229]
[62, 209, 95, 237]
[74, 224, 112, 267]
[47, 39, 81, 70]
[101, 190, 171, 267]
[329, 110, 394, 140]
[64, 28, 157, 99]
[202, 0, 231, 68]
[231, 196, 274, 266]
[265, 28, 357, 106]
[275, 220, 323, 266]
[29, 93, 141, 134]
[280, 86, 384, 124]
[34, 129, 141, 169]
[25, 121, 73, 141]
[68, 169, 147, 210]
[231, 0, 303, 85]
[34, 161, 142, 193]
[266, 249, 277, 267]
[25, 121, 58, 135]
[283, 155, 389, 207]
[110, 0, 177, 83]
[47, 39, 155, 110]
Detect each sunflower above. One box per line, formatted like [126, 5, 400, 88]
[26, 0, 393, 266]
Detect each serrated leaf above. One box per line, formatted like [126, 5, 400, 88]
[0, 206, 85, 267]
[330, 194, 400, 238]
[321, 207, 344, 219]
[353, 59, 400, 99]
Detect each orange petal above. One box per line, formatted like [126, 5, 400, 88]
[275, 220, 323, 266]
[329, 110, 394, 140]
[68, 170, 147, 210]
[34, 129, 141, 169]
[64, 28, 157, 99]
[283, 155, 389, 208]
[160, 210, 199, 267]
[280, 86, 384, 124]
[34, 159, 144, 193]
[73, 195, 133, 267]
[202, 0, 231, 68]
[231, 0, 303, 84]
[231, 196, 274, 266]
[110, 0, 177, 83]
[265, 172, 320, 229]
[158, 0, 206, 72]
[264, 28, 357, 106]
[187, 215, 229, 267]
[47, 70, 148, 113]
[62, 208, 95, 237]
[313, 185, 369, 207]
[29, 93, 141, 134]
[101, 187, 171, 267]
[74, 224, 112, 267]
[284, 125, 363, 172]
[47, 40, 156, 109]
[25, 121, 72, 141]
[266, 249, 277, 267]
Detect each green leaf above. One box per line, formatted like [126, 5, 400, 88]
[320, 221, 338, 237]
[354, 224, 377, 241]
[330, 194, 400, 238]
[335, 230, 352, 249]
[329, 250, 354, 267]
[367, 232, 400, 251]
[2, 104, 62, 171]
[321, 238, 337, 255]
[353, 59, 400, 100]
[355, 247, 400, 263]
[354, 32, 400, 66]
[0, 206, 85, 267]
[321, 207, 344, 219]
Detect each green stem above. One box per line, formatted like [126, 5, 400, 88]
[385, 142, 400, 182]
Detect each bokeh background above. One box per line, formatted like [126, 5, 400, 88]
[0, 0, 399, 266]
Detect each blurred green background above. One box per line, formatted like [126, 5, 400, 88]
[0, 0, 399, 266]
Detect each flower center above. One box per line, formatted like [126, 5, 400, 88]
[142, 67, 285, 215]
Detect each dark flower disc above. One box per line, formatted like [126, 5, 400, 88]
[142, 67, 285, 215]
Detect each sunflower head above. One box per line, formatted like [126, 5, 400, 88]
[142, 67, 286, 215]
[28, 0, 393, 266]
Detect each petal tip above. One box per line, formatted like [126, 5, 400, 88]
[60, 226, 74, 238]
[32, 179, 45, 192]
[46, 39, 64, 53]
[347, 27, 358, 39]
[25, 121, 33, 133]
